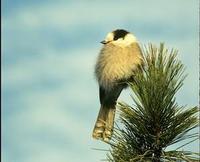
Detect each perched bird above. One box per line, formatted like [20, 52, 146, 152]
[92, 29, 143, 141]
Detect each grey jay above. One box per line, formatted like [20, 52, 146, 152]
[92, 29, 143, 141]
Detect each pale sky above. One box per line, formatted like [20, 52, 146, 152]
[2, 1, 199, 162]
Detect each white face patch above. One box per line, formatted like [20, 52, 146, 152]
[103, 32, 138, 47]
[112, 33, 138, 47]
[104, 32, 114, 43]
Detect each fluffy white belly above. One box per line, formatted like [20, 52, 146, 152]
[95, 43, 142, 89]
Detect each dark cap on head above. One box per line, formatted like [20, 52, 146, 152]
[113, 29, 130, 40]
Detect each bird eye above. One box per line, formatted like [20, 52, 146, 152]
[113, 37, 118, 41]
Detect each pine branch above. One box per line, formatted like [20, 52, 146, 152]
[106, 43, 199, 162]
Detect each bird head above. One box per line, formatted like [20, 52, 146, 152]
[101, 29, 137, 47]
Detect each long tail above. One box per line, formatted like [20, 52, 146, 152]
[92, 105, 116, 141]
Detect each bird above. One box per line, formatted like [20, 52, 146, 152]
[92, 29, 143, 141]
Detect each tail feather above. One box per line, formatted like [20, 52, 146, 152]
[92, 105, 116, 141]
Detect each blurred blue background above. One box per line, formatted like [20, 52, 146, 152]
[2, 0, 199, 162]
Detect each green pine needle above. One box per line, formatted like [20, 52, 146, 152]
[106, 43, 199, 162]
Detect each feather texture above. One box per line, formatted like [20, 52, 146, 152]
[92, 105, 115, 141]
[95, 42, 143, 90]
[93, 30, 143, 141]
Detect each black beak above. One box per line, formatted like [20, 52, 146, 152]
[100, 40, 107, 44]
